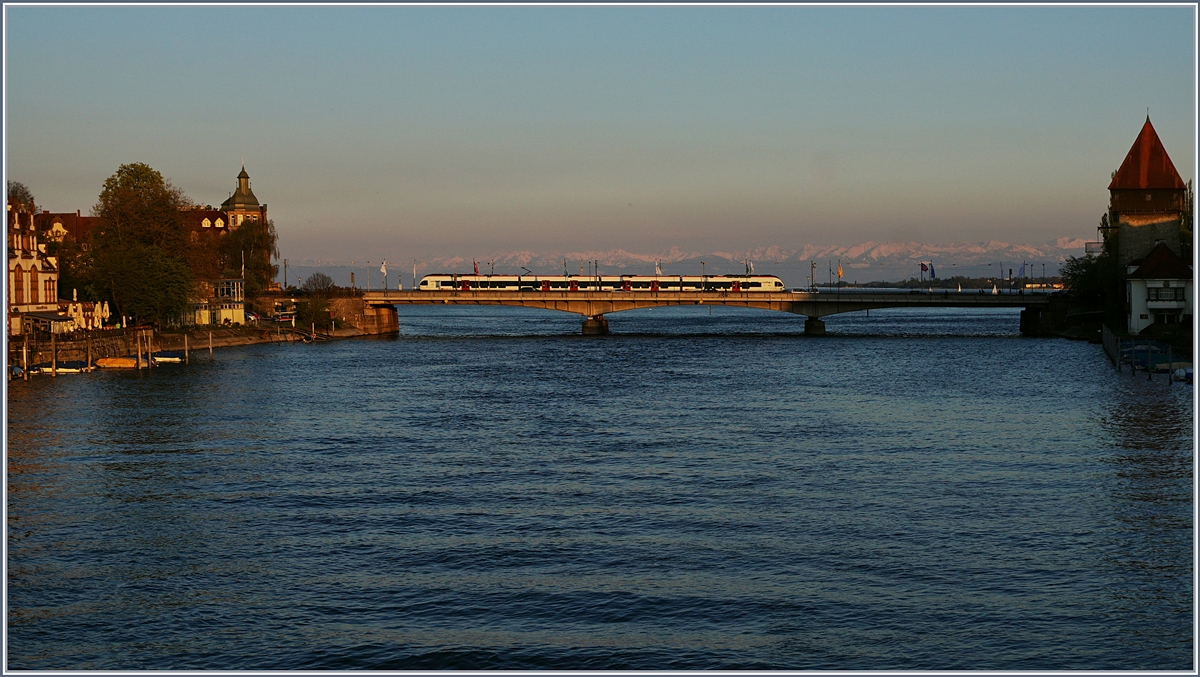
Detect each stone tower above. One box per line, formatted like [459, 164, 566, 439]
[1108, 117, 1187, 267]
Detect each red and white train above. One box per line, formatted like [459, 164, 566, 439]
[417, 274, 786, 293]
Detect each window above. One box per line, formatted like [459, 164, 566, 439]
[45, 279, 55, 302]
[202, 218, 211, 228]
[12, 265, 22, 305]
[29, 267, 38, 304]
[1148, 287, 1185, 301]
[215, 219, 224, 228]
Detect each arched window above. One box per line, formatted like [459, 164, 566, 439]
[202, 218, 211, 228]
[12, 264, 23, 305]
[29, 266, 38, 304]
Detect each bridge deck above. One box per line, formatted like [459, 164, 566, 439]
[363, 288, 1051, 318]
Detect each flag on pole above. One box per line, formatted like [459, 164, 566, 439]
[473, 260, 479, 275]
[920, 262, 928, 272]
[380, 260, 387, 276]
[1018, 262, 1025, 278]
[655, 260, 662, 276]
[837, 262, 843, 279]
[929, 263, 936, 279]
[749, 260, 754, 274]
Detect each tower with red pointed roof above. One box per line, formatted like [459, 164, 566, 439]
[1108, 116, 1189, 267]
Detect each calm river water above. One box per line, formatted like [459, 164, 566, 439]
[6, 306, 1194, 670]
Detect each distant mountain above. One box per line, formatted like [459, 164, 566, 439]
[422, 238, 1088, 279]
[283, 239, 1089, 288]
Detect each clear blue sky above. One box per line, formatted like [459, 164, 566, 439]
[5, 5, 1195, 262]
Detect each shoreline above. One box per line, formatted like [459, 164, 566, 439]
[7, 325, 386, 376]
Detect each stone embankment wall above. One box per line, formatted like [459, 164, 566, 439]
[9, 328, 144, 366]
[8, 327, 316, 367]
[7, 305, 399, 368]
[329, 297, 398, 334]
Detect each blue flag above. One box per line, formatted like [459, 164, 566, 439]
[929, 263, 936, 279]
[1018, 263, 1025, 278]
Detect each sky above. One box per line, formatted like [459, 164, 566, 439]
[4, 4, 1196, 266]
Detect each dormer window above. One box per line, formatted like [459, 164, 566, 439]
[202, 218, 212, 228]
[215, 219, 224, 228]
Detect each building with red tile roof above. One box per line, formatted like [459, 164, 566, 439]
[1108, 117, 1190, 267]
[34, 210, 100, 249]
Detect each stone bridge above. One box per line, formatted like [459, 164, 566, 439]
[362, 288, 1053, 335]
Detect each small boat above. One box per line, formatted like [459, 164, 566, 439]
[151, 351, 184, 364]
[1173, 367, 1193, 383]
[96, 356, 149, 369]
[28, 360, 90, 374]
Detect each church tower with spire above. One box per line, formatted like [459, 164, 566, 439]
[220, 164, 268, 230]
[1108, 116, 1189, 267]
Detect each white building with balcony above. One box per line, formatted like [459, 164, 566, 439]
[1126, 242, 1193, 335]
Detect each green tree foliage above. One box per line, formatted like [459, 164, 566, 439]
[221, 218, 280, 296]
[92, 163, 191, 258]
[89, 164, 195, 325]
[91, 244, 194, 325]
[49, 236, 90, 302]
[1060, 252, 1119, 307]
[1182, 180, 1193, 260]
[7, 180, 35, 210]
[296, 272, 335, 330]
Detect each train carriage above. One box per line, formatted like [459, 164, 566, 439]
[417, 274, 786, 293]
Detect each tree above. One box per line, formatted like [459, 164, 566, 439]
[1060, 251, 1119, 310]
[301, 272, 335, 293]
[7, 181, 35, 210]
[91, 163, 191, 259]
[221, 218, 280, 296]
[91, 243, 194, 325]
[297, 272, 335, 330]
[89, 164, 195, 325]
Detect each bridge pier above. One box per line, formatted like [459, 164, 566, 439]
[1019, 307, 1044, 336]
[581, 315, 609, 336]
[804, 317, 826, 336]
[363, 304, 399, 334]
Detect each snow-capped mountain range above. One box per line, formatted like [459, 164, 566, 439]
[285, 238, 1090, 288]
[425, 238, 1088, 272]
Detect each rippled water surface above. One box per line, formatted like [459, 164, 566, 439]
[7, 307, 1194, 669]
